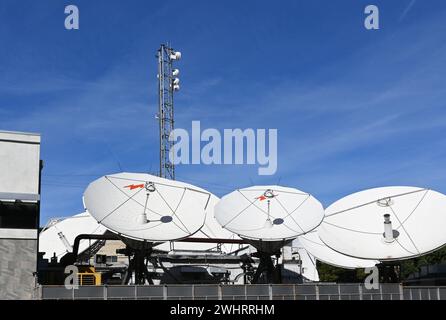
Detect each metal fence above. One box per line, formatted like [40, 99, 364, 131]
[403, 286, 446, 300]
[37, 283, 446, 300]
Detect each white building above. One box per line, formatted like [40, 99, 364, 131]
[0, 131, 42, 299]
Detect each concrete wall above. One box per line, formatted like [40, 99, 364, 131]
[0, 131, 41, 195]
[0, 239, 37, 299]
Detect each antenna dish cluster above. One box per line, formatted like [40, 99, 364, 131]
[42, 169, 446, 286]
[79, 170, 446, 270]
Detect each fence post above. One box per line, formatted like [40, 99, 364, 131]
[399, 284, 404, 300]
[163, 285, 167, 300]
[437, 288, 441, 301]
[104, 286, 107, 300]
[268, 284, 273, 300]
[359, 284, 363, 301]
[315, 284, 320, 300]
[218, 284, 222, 300]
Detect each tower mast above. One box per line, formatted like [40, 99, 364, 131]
[157, 44, 181, 180]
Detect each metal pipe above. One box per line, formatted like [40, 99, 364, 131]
[72, 232, 121, 257]
[176, 237, 247, 244]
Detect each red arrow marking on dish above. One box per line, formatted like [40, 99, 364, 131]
[124, 184, 145, 190]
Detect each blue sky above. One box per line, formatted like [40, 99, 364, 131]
[1, 1, 446, 225]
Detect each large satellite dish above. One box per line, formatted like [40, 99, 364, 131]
[39, 212, 107, 261]
[83, 173, 211, 242]
[319, 186, 446, 261]
[154, 194, 241, 253]
[214, 186, 324, 245]
[295, 230, 379, 269]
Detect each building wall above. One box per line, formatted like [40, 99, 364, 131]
[0, 131, 41, 300]
[0, 239, 37, 299]
[0, 131, 40, 195]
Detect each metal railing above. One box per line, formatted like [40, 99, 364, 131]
[37, 283, 446, 300]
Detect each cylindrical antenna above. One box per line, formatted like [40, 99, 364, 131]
[264, 199, 273, 228]
[383, 214, 394, 243]
[138, 188, 153, 225]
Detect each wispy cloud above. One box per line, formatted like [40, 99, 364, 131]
[399, 0, 417, 21]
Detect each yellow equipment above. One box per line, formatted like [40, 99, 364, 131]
[77, 266, 101, 286]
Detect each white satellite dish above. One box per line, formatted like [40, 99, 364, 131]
[319, 186, 446, 261]
[295, 230, 379, 269]
[39, 212, 107, 261]
[154, 194, 241, 253]
[215, 185, 324, 244]
[83, 173, 211, 242]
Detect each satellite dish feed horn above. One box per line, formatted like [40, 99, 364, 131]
[383, 214, 394, 243]
[383, 214, 400, 243]
[137, 181, 156, 225]
[264, 200, 273, 229]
